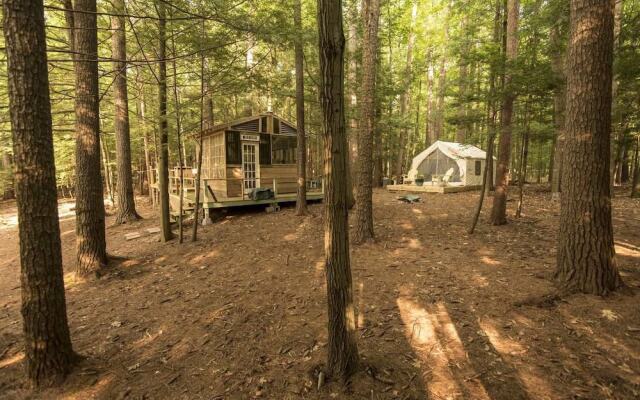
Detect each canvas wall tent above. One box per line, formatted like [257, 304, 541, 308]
[407, 141, 495, 186]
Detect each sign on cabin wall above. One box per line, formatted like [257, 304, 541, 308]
[241, 134, 260, 142]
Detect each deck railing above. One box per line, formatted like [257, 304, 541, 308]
[159, 168, 324, 206]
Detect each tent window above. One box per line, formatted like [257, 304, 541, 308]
[475, 160, 482, 176]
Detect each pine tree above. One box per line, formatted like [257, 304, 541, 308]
[490, 0, 519, 226]
[3, 0, 75, 385]
[555, 0, 623, 295]
[316, 0, 359, 380]
[294, 0, 308, 216]
[112, 0, 141, 224]
[74, 0, 108, 276]
[354, 0, 380, 243]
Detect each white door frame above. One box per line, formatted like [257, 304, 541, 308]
[241, 142, 260, 197]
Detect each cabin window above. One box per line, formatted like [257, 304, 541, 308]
[475, 160, 482, 176]
[260, 134, 271, 165]
[273, 118, 280, 134]
[271, 135, 296, 164]
[225, 131, 242, 164]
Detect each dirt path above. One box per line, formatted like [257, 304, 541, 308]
[1, 187, 639, 399]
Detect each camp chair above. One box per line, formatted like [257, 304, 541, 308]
[441, 168, 455, 186]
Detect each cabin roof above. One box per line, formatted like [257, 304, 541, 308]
[192, 112, 297, 138]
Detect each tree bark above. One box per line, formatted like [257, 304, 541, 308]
[550, 23, 566, 199]
[74, 0, 107, 277]
[136, 77, 155, 204]
[192, 19, 206, 242]
[393, 1, 417, 180]
[490, 0, 519, 226]
[316, 0, 359, 381]
[170, 16, 185, 243]
[555, 0, 623, 295]
[515, 99, 530, 218]
[354, 0, 380, 244]
[112, 0, 140, 224]
[3, 0, 75, 386]
[345, 1, 358, 209]
[294, 0, 308, 216]
[631, 135, 639, 198]
[157, 1, 173, 242]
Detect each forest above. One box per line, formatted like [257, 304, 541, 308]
[0, 0, 639, 399]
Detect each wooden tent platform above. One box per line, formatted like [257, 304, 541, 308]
[386, 184, 481, 194]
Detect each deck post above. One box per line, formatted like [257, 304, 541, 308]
[273, 178, 277, 196]
[201, 207, 213, 225]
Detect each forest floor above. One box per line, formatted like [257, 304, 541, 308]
[0, 186, 639, 400]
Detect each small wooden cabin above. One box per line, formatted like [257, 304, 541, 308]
[167, 112, 322, 212]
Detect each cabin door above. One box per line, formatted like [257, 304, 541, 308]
[242, 142, 259, 195]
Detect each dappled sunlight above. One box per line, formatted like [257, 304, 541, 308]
[615, 242, 640, 259]
[471, 272, 489, 288]
[601, 309, 621, 321]
[479, 318, 557, 399]
[397, 295, 490, 399]
[62, 374, 114, 400]
[0, 352, 24, 368]
[479, 318, 526, 356]
[154, 256, 168, 264]
[189, 250, 220, 265]
[283, 233, 298, 241]
[133, 327, 165, 348]
[407, 238, 422, 249]
[64, 272, 84, 289]
[121, 259, 142, 268]
[399, 221, 415, 230]
[480, 255, 501, 266]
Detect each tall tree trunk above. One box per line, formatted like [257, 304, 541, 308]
[485, 0, 502, 192]
[394, 1, 417, 180]
[373, 101, 383, 187]
[555, 0, 623, 295]
[100, 136, 114, 205]
[294, 0, 308, 216]
[74, 0, 107, 277]
[515, 99, 530, 218]
[202, 59, 214, 129]
[157, 1, 173, 242]
[137, 78, 155, 205]
[550, 23, 566, 199]
[170, 17, 185, 243]
[192, 20, 206, 242]
[631, 135, 639, 198]
[345, 0, 358, 209]
[425, 62, 435, 146]
[354, 0, 380, 244]
[456, 14, 470, 144]
[3, 0, 75, 386]
[112, 0, 140, 224]
[316, 0, 359, 381]
[490, 0, 519, 226]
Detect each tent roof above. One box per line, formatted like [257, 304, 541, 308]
[408, 141, 492, 179]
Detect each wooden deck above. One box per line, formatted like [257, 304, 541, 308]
[386, 183, 481, 194]
[169, 190, 323, 211]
